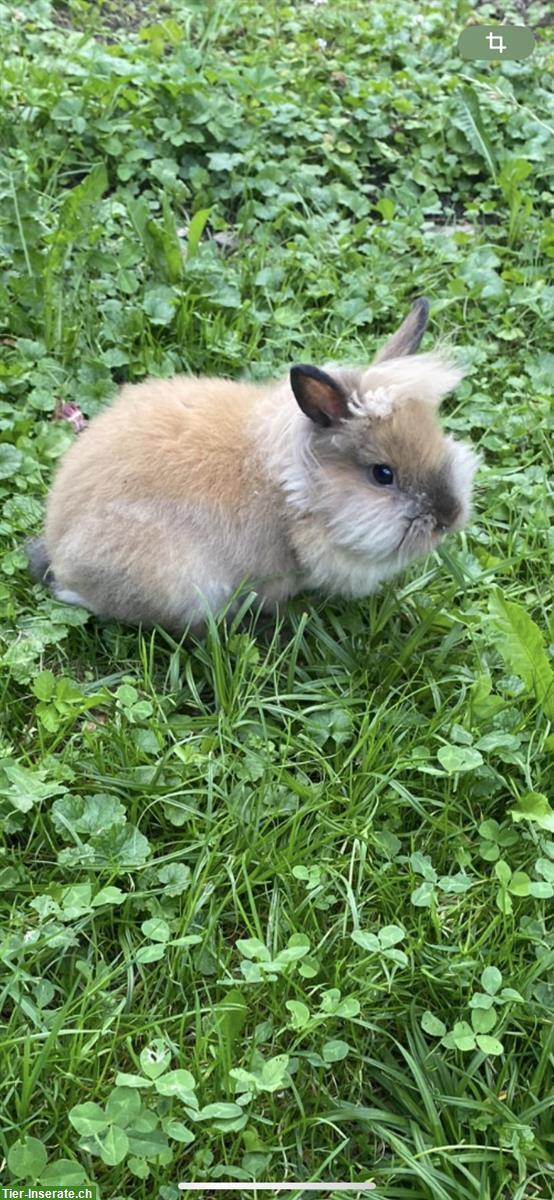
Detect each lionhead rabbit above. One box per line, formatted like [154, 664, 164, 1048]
[27, 299, 479, 633]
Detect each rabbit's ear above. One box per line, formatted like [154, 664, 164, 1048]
[373, 297, 429, 363]
[290, 364, 349, 428]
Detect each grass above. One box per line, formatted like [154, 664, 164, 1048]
[0, 0, 553, 1197]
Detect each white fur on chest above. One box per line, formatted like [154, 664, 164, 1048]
[298, 539, 398, 598]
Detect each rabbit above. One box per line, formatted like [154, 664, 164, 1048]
[26, 298, 479, 634]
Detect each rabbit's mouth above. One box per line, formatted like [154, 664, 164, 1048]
[397, 514, 439, 557]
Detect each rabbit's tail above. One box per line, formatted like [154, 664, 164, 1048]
[25, 537, 55, 587]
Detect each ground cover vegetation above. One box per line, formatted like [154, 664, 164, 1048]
[0, 0, 553, 1196]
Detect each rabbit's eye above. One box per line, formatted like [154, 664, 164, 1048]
[372, 464, 394, 486]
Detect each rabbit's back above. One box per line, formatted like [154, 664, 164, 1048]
[46, 376, 262, 538]
[43, 375, 299, 629]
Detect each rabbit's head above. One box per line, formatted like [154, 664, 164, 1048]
[285, 300, 479, 576]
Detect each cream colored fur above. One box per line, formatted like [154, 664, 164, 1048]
[36, 303, 479, 632]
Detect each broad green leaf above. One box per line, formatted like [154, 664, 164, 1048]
[451, 1021, 476, 1052]
[334, 996, 361, 1019]
[496, 887, 513, 915]
[270, 948, 296, 967]
[157, 862, 191, 896]
[0, 444, 24, 479]
[141, 917, 171, 942]
[481, 966, 502, 995]
[58, 163, 108, 225]
[322, 1039, 350, 1063]
[277, 934, 310, 962]
[7, 1137, 47, 1179]
[41, 1159, 88, 1186]
[162, 1118, 196, 1145]
[529, 881, 554, 898]
[195, 1102, 243, 1121]
[105, 1086, 141, 1126]
[458, 86, 497, 179]
[260, 1055, 290, 1090]
[286, 1000, 310, 1029]
[299, 956, 319, 979]
[421, 1011, 447, 1037]
[51, 792, 126, 836]
[236, 938, 271, 962]
[498, 157, 533, 194]
[479, 819, 501, 841]
[375, 196, 395, 220]
[213, 989, 248, 1046]
[155, 1069, 196, 1101]
[61, 883, 92, 915]
[240, 961, 264, 983]
[69, 1101, 109, 1137]
[489, 592, 554, 720]
[494, 861, 512, 887]
[140, 1040, 171, 1080]
[29, 895, 60, 920]
[499, 988, 524, 1003]
[0, 762, 66, 813]
[130, 1110, 158, 1133]
[410, 852, 437, 882]
[185, 208, 210, 258]
[230, 1067, 257, 1091]
[383, 948, 408, 967]
[92, 886, 126, 907]
[319, 989, 341, 1013]
[128, 1156, 150, 1179]
[510, 792, 554, 833]
[378, 924, 405, 948]
[437, 745, 484, 773]
[471, 1007, 497, 1034]
[136, 944, 166, 964]
[509, 871, 531, 896]
[32, 670, 56, 700]
[126, 1128, 170, 1159]
[476, 1035, 504, 1056]
[287, 933, 311, 950]
[207, 152, 243, 171]
[351, 930, 380, 952]
[438, 873, 473, 894]
[143, 285, 177, 326]
[98, 1125, 129, 1166]
[474, 732, 521, 754]
[115, 1073, 153, 1089]
[411, 881, 435, 908]
[536, 858, 554, 883]
[479, 841, 500, 862]
[89, 823, 151, 868]
[469, 992, 494, 1010]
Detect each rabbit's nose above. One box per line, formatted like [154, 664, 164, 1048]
[433, 498, 462, 531]
[429, 477, 462, 531]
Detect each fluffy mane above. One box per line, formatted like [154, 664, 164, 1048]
[347, 352, 463, 419]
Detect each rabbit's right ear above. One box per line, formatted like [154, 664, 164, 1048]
[373, 297, 429, 363]
[290, 364, 349, 428]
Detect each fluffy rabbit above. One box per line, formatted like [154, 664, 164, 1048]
[27, 299, 479, 633]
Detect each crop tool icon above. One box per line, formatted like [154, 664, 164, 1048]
[486, 31, 506, 53]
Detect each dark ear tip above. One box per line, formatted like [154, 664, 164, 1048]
[290, 364, 319, 381]
[289, 363, 348, 427]
[413, 297, 430, 318]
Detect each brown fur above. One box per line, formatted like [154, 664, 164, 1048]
[43, 376, 301, 629]
[32, 301, 479, 632]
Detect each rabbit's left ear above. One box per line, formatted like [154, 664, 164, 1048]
[373, 297, 429, 363]
[290, 364, 349, 428]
